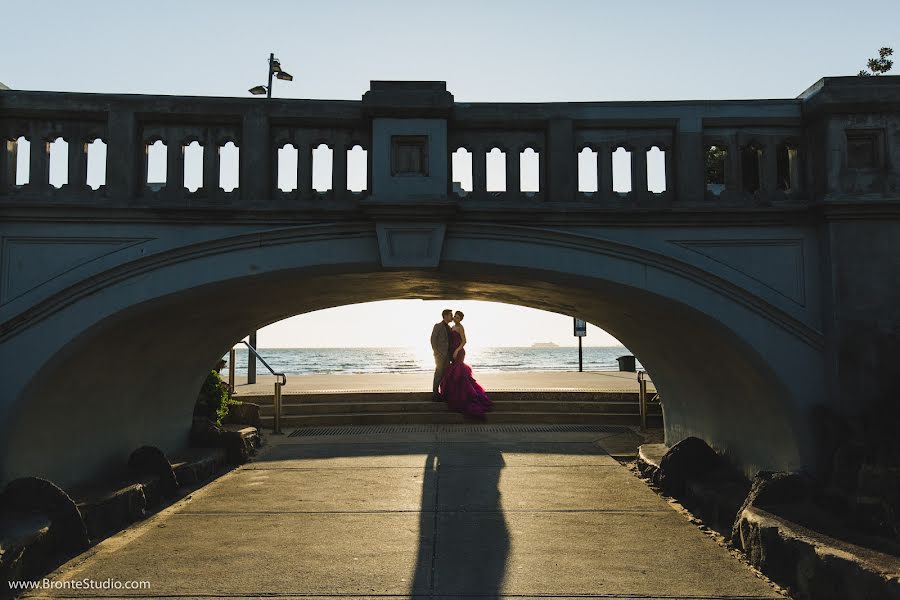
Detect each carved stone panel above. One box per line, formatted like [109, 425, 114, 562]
[391, 135, 428, 176]
[371, 119, 447, 200]
[673, 238, 806, 305]
[1, 236, 150, 305]
[375, 223, 446, 268]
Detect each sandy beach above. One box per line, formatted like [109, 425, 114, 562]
[230, 370, 655, 396]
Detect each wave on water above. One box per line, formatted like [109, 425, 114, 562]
[226, 346, 643, 375]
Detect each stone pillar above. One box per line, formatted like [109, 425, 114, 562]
[67, 135, 89, 192]
[761, 141, 778, 201]
[546, 119, 575, 202]
[0, 138, 17, 194]
[368, 143, 375, 194]
[506, 148, 520, 195]
[675, 116, 704, 202]
[362, 82, 451, 202]
[202, 134, 220, 199]
[297, 142, 313, 198]
[789, 146, 802, 194]
[725, 138, 743, 195]
[536, 150, 546, 198]
[596, 144, 613, 201]
[241, 111, 270, 203]
[166, 141, 184, 197]
[631, 146, 648, 202]
[29, 135, 50, 194]
[472, 146, 487, 196]
[664, 146, 675, 197]
[332, 141, 348, 200]
[106, 109, 139, 202]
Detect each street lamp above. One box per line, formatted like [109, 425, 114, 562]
[246, 53, 294, 384]
[248, 52, 294, 98]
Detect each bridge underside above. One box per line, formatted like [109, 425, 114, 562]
[0, 224, 823, 487]
[4, 76, 900, 496]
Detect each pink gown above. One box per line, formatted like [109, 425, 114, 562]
[439, 329, 493, 418]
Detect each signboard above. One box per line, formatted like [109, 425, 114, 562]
[573, 318, 587, 337]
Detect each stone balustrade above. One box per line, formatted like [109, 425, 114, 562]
[2, 78, 898, 211]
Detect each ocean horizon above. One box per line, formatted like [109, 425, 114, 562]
[226, 345, 643, 375]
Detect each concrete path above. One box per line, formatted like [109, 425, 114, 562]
[24, 429, 780, 599]
[233, 370, 656, 396]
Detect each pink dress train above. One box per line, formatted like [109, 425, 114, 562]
[439, 329, 493, 418]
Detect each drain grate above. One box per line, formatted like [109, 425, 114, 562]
[288, 423, 629, 437]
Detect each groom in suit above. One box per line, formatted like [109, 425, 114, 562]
[430, 309, 453, 401]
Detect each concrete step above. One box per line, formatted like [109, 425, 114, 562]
[261, 411, 664, 428]
[260, 400, 663, 417]
[241, 390, 650, 406]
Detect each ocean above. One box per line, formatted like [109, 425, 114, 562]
[227, 346, 643, 375]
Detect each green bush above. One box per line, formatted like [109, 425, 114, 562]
[194, 370, 235, 425]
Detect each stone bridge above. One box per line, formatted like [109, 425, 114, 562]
[1, 77, 898, 487]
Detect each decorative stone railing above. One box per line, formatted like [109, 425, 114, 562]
[1, 78, 898, 210]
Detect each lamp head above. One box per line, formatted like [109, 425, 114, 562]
[276, 71, 293, 81]
[248, 85, 267, 95]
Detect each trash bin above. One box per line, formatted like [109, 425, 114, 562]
[616, 355, 636, 372]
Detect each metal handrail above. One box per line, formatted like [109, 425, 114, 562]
[637, 370, 649, 432]
[238, 341, 287, 435]
[239, 341, 287, 385]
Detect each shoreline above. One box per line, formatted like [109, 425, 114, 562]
[230, 345, 631, 350]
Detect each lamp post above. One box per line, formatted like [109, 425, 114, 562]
[245, 53, 294, 384]
[248, 52, 294, 98]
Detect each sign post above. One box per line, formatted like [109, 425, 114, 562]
[573, 318, 587, 372]
[248, 331, 257, 384]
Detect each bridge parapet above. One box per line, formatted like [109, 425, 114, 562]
[1, 78, 898, 212]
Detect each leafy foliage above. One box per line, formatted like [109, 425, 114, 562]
[858, 47, 894, 76]
[195, 370, 234, 425]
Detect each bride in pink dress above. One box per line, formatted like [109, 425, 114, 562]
[439, 311, 493, 418]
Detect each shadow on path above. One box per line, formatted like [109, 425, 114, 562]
[411, 447, 509, 598]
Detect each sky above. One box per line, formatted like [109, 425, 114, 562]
[256, 300, 620, 348]
[2, 1, 896, 348]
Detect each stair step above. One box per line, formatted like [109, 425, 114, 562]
[240, 390, 649, 405]
[260, 400, 662, 416]
[260, 412, 664, 427]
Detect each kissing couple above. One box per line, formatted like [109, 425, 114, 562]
[430, 309, 493, 419]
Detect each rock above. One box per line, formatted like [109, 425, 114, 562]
[220, 428, 260, 465]
[858, 465, 900, 500]
[731, 471, 812, 542]
[657, 437, 721, 496]
[190, 416, 223, 447]
[736, 506, 900, 600]
[831, 442, 868, 493]
[75, 482, 148, 541]
[0, 513, 52, 586]
[849, 494, 899, 541]
[225, 402, 262, 428]
[128, 446, 178, 498]
[0, 478, 89, 554]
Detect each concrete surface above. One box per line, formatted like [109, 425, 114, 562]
[23, 428, 783, 599]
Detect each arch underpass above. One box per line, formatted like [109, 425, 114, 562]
[0, 222, 824, 487]
[5, 76, 896, 495]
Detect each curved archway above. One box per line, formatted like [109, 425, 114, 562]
[0, 223, 823, 486]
